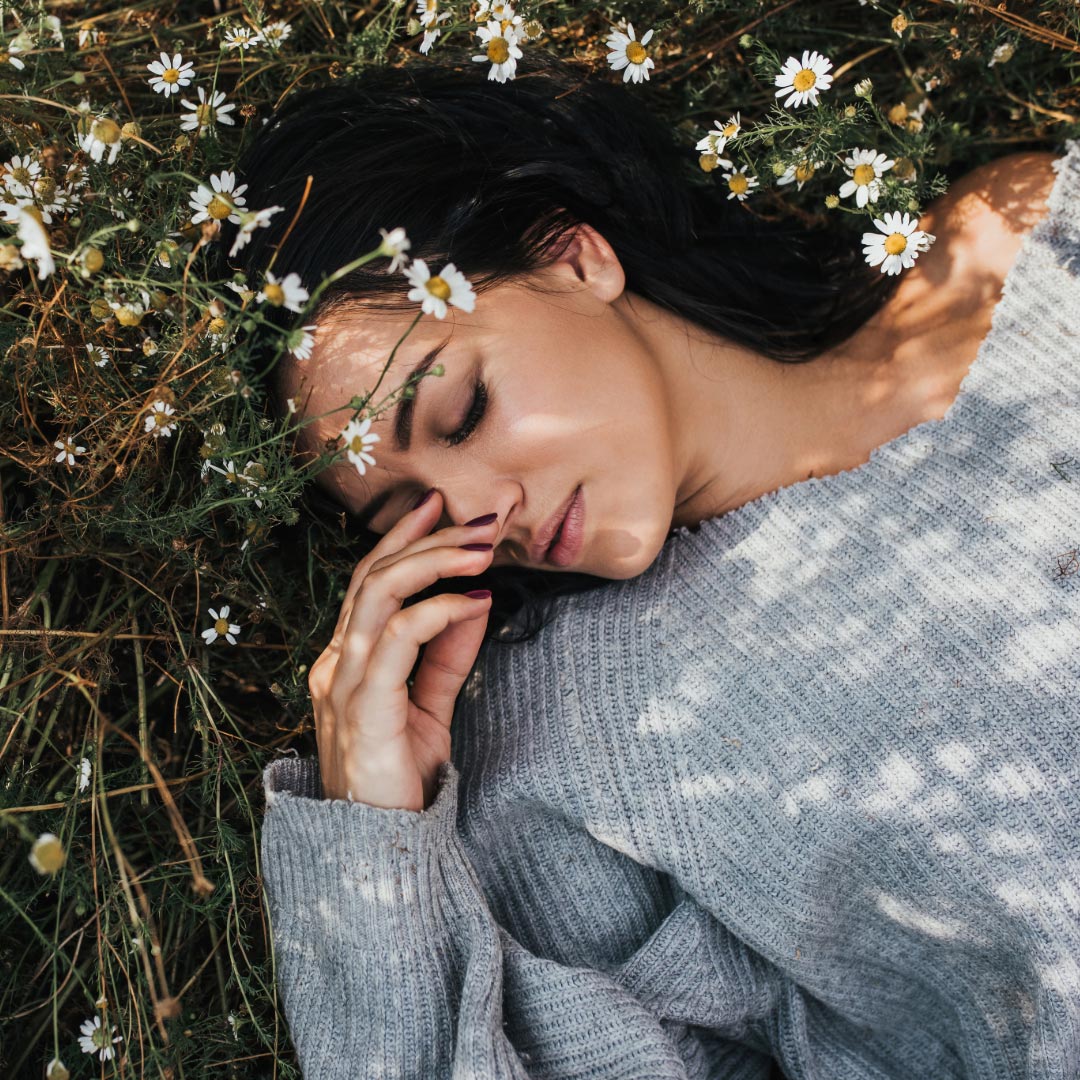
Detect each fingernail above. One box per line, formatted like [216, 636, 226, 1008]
[461, 542, 493, 551]
[412, 488, 436, 510]
[465, 512, 498, 527]
[465, 589, 492, 599]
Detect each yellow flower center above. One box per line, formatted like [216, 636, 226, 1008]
[34, 836, 66, 874]
[487, 37, 510, 63]
[625, 41, 647, 64]
[349, 434, 366, 453]
[195, 103, 213, 124]
[11, 165, 31, 185]
[853, 163, 877, 186]
[722, 123, 739, 138]
[426, 275, 451, 301]
[214, 617, 230, 635]
[91, 118, 121, 145]
[91, 1025, 110, 1050]
[35, 176, 56, 202]
[116, 306, 142, 327]
[207, 195, 233, 221]
[262, 282, 285, 305]
[795, 162, 816, 182]
[154, 411, 170, 427]
[0, 51, 9, 64]
[792, 68, 817, 92]
[208, 317, 227, 335]
[728, 173, 748, 195]
[884, 233, 908, 255]
[162, 67, 181, 83]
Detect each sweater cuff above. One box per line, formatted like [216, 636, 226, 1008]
[260, 755, 464, 949]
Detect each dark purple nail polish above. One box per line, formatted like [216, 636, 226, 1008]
[465, 512, 498, 527]
[412, 488, 436, 510]
[460, 542, 493, 551]
[465, 589, 492, 600]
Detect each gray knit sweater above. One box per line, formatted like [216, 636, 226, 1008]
[260, 139, 1080, 1080]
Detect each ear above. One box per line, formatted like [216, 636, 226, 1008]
[546, 219, 626, 305]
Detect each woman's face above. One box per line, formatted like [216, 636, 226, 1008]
[284, 225, 685, 580]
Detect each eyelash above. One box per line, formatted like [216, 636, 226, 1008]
[444, 378, 488, 447]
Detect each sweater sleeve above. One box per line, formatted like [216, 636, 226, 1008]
[259, 755, 777, 1080]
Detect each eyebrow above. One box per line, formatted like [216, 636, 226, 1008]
[354, 337, 451, 531]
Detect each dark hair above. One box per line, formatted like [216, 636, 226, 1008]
[220, 46, 901, 646]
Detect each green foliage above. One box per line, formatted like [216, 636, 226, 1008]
[0, 0, 1077, 1076]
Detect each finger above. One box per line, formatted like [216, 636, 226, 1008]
[344, 593, 492, 742]
[409, 595, 491, 727]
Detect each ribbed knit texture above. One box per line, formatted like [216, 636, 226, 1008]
[260, 139, 1080, 1080]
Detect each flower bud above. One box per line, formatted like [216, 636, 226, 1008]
[825, 194, 840, 209]
[891, 13, 909, 36]
[854, 78, 873, 99]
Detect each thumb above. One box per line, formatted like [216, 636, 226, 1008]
[409, 598, 490, 728]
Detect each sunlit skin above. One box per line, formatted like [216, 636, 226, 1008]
[282, 152, 1058, 581]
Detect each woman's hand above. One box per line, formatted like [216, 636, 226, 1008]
[307, 490, 496, 811]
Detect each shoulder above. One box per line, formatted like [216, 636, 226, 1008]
[919, 150, 1060, 282]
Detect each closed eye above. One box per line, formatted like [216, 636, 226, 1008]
[443, 377, 487, 447]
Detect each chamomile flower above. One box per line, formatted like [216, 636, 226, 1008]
[228, 204, 284, 258]
[1, 42, 26, 71]
[257, 270, 309, 313]
[475, 0, 517, 21]
[78, 1015, 123, 1062]
[30, 833, 65, 875]
[605, 21, 656, 85]
[188, 170, 248, 225]
[721, 165, 759, 201]
[14, 206, 54, 279]
[838, 147, 895, 208]
[144, 399, 177, 438]
[472, 20, 523, 83]
[201, 605, 241, 645]
[417, 0, 451, 55]
[404, 258, 476, 319]
[259, 21, 292, 49]
[225, 279, 256, 304]
[54, 437, 86, 465]
[378, 226, 411, 272]
[774, 49, 834, 108]
[2, 154, 42, 193]
[340, 417, 380, 477]
[861, 211, 936, 276]
[146, 50, 195, 98]
[179, 87, 237, 136]
[695, 121, 733, 158]
[78, 757, 91, 792]
[77, 25, 102, 49]
[223, 25, 261, 50]
[78, 115, 123, 164]
[288, 324, 317, 360]
[777, 156, 826, 192]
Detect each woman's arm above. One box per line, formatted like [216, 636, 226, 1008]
[260, 755, 778, 1080]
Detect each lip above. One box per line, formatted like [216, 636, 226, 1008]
[531, 485, 581, 566]
[543, 485, 585, 568]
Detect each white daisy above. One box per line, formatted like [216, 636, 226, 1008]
[404, 258, 476, 319]
[259, 21, 292, 49]
[14, 206, 54, 279]
[418, 2, 450, 55]
[188, 170, 248, 225]
[201, 605, 241, 645]
[721, 166, 759, 202]
[838, 147, 895, 208]
[777, 156, 826, 192]
[340, 416, 381, 476]
[78, 115, 123, 164]
[179, 86, 237, 136]
[78, 757, 91, 791]
[605, 21, 656, 85]
[77, 26, 102, 49]
[227, 204, 284, 258]
[144, 399, 178, 438]
[256, 270, 309, 313]
[774, 49, 834, 108]
[108, 289, 150, 326]
[1, 42, 26, 71]
[225, 279, 256, 303]
[861, 211, 936, 276]
[223, 25, 262, 50]
[472, 19, 523, 83]
[30, 832, 66, 874]
[475, 0, 517, 21]
[2, 153, 41, 193]
[288, 323, 317, 360]
[77, 1015, 123, 1062]
[146, 50, 195, 98]
[695, 121, 733, 158]
[43, 16, 64, 46]
[378, 226, 411, 272]
[54, 437, 86, 465]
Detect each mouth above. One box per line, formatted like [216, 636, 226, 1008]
[542, 484, 585, 568]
